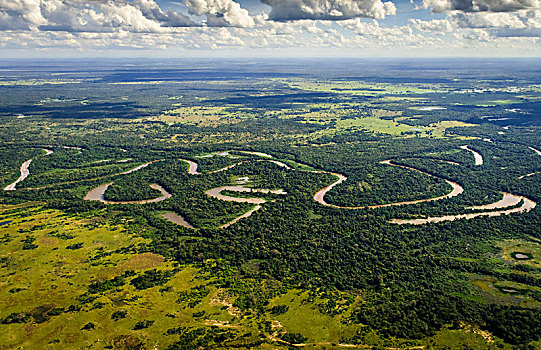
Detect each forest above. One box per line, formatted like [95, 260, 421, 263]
[0, 59, 540, 349]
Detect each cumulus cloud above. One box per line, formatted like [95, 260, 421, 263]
[341, 18, 411, 37]
[260, 0, 396, 21]
[451, 9, 541, 36]
[411, 4, 540, 36]
[39, 0, 166, 32]
[490, 26, 541, 35]
[423, 0, 541, 13]
[409, 18, 453, 31]
[452, 11, 527, 27]
[0, 0, 539, 55]
[132, 0, 195, 27]
[0, 0, 47, 29]
[183, 0, 255, 27]
[0, 0, 259, 32]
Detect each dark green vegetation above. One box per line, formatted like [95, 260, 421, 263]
[104, 179, 163, 202]
[0, 59, 540, 349]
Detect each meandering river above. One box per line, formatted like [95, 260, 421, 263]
[161, 212, 195, 229]
[26, 160, 162, 190]
[84, 183, 171, 204]
[390, 195, 536, 225]
[205, 185, 286, 228]
[313, 160, 464, 209]
[460, 145, 483, 165]
[9, 147, 534, 228]
[467, 192, 522, 210]
[3, 148, 53, 191]
[529, 147, 541, 156]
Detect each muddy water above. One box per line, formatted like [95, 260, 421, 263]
[518, 147, 540, 178]
[119, 160, 161, 175]
[13, 147, 536, 229]
[84, 183, 171, 204]
[84, 182, 112, 201]
[268, 160, 292, 169]
[205, 184, 286, 228]
[313, 172, 348, 206]
[390, 196, 536, 225]
[180, 150, 292, 176]
[239, 151, 273, 158]
[529, 147, 541, 156]
[467, 192, 522, 211]
[163, 183, 269, 229]
[313, 160, 464, 209]
[460, 145, 483, 165]
[208, 163, 243, 174]
[220, 205, 262, 229]
[180, 158, 243, 175]
[180, 159, 199, 175]
[26, 160, 161, 190]
[519, 172, 540, 179]
[162, 212, 195, 229]
[195, 151, 238, 158]
[418, 106, 447, 111]
[4, 148, 53, 191]
[514, 253, 530, 259]
[206, 186, 269, 204]
[4, 160, 32, 191]
[438, 160, 460, 165]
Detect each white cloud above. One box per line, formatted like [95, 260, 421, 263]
[0, 0, 47, 29]
[0, 0, 256, 32]
[423, 0, 541, 13]
[411, 6, 540, 36]
[183, 0, 254, 27]
[409, 18, 453, 32]
[40, 0, 166, 32]
[132, 0, 195, 27]
[260, 0, 396, 21]
[0, 0, 539, 56]
[341, 18, 412, 37]
[452, 12, 527, 28]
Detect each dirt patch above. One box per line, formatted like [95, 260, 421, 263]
[203, 319, 241, 328]
[112, 335, 145, 350]
[38, 236, 58, 247]
[30, 304, 56, 323]
[209, 289, 243, 318]
[117, 253, 164, 271]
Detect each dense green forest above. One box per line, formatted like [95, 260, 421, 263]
[0, 60, 540, 349]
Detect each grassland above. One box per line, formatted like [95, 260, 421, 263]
[0, 203, 515, 349]
[499, 239, 541, 269]
[0, 203, 219, 349]
[287, 80, 442, 96]
[147, 106, 250, 126]
[1, 62, 540, 349]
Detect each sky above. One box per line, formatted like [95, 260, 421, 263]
[0, 0, 539, 57]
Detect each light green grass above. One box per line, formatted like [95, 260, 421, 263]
[0, 204, 213, 349]
[267, 290, 358, 343]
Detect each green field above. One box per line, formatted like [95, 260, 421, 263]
[1, 62, 541, 349]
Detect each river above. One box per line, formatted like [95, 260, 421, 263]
[84, 183, 171, 204]
[313, 160, 464, 209]
[390, 195, 536, 225]
[3, 148, 53, 191]
[460, 145, 483, 165]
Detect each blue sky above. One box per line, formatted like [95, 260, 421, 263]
[0, 0, 539, 57]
